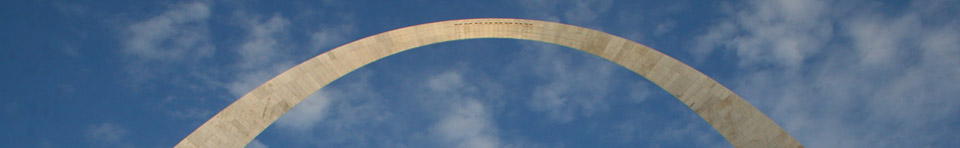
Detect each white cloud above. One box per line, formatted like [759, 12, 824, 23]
[653, 20, 677, 37]
[694, 0, 832, 68]
[517, 0, 561, 22]
[84, 122, 133, 147]
[217, 8, 388, 147]
[563, 0, 614, 25]
[418, 70, 503, 148]
[167, 107, 214, 120]
[694, 0, 960, 147]
[226, 62, 293, 97]
[275, 91, 332, 131]
[518, 43, 618, 122]
[225, 11, 357, 98]
[51, 1, 88, 17]
[518, 0, 613, 26]
[611, 103, 727, 147]
[427, 71, 467, 92]
[310, 24, 356, 53]
[85, 123, 126, 143]
[225, 13, 297, 97]
[266, 69, 504, 147]
[117, 2, 217, 87]
[235, 14, 292, 69]
[60, 44, 81, 57]
[225, 12, 348, 144]
[627, 82, 652, 104]
[111, 2, 228, 130]
[614, 112, 730, 147]
[268, 69, 400, 147]
[515, 0, 664, 124]
[245, 139, 269, 148]
[615, 1, 688, 43]
[432, 99, 500, 148]
[845, 13, 920, 65]
[122, 2, 213, 61]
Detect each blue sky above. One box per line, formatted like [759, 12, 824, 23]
[2, 0, 959, 147]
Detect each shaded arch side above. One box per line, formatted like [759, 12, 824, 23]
[174, 18, 802, 148]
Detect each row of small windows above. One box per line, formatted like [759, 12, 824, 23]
[453, 22, 534, 26]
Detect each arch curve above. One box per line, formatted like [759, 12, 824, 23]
[175, 18, 801, 148]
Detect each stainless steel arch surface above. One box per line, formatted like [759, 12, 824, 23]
[175, 18, 802, 148]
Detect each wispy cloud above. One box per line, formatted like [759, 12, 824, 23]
[225, 9, 359, 99]
[516, 44, 619, 122]
[112, 2, 359, 141]
[233, 14, 293, 70]
[517, 0, 613, 27]
[514, 0, 669, 139]
[269, 69, 398, 147]
[431, 99, 500, 148]
[266, 66, 514, 147]
[84, 122, 131, 147]
[245, 139, 269, 148]
[117, 2, 217, 87]
[222, 12, 298, 98]
[51, 1, 89, 17]
[107, 2, 229, 134]
[693, 0, 832, 68]
[85, 123, 126, 143]
[693, 0, 960, 147]
[513, 0, 626, 123]
[121, 2, 213, 61]
[309, 24, 356, 53]
[274, 91, 332, 131]
[425, 71, 502, 148]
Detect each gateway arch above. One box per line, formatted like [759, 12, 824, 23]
[175, 18, 802, 148]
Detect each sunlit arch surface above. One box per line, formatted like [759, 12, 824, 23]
[175, 18, 802, 148]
